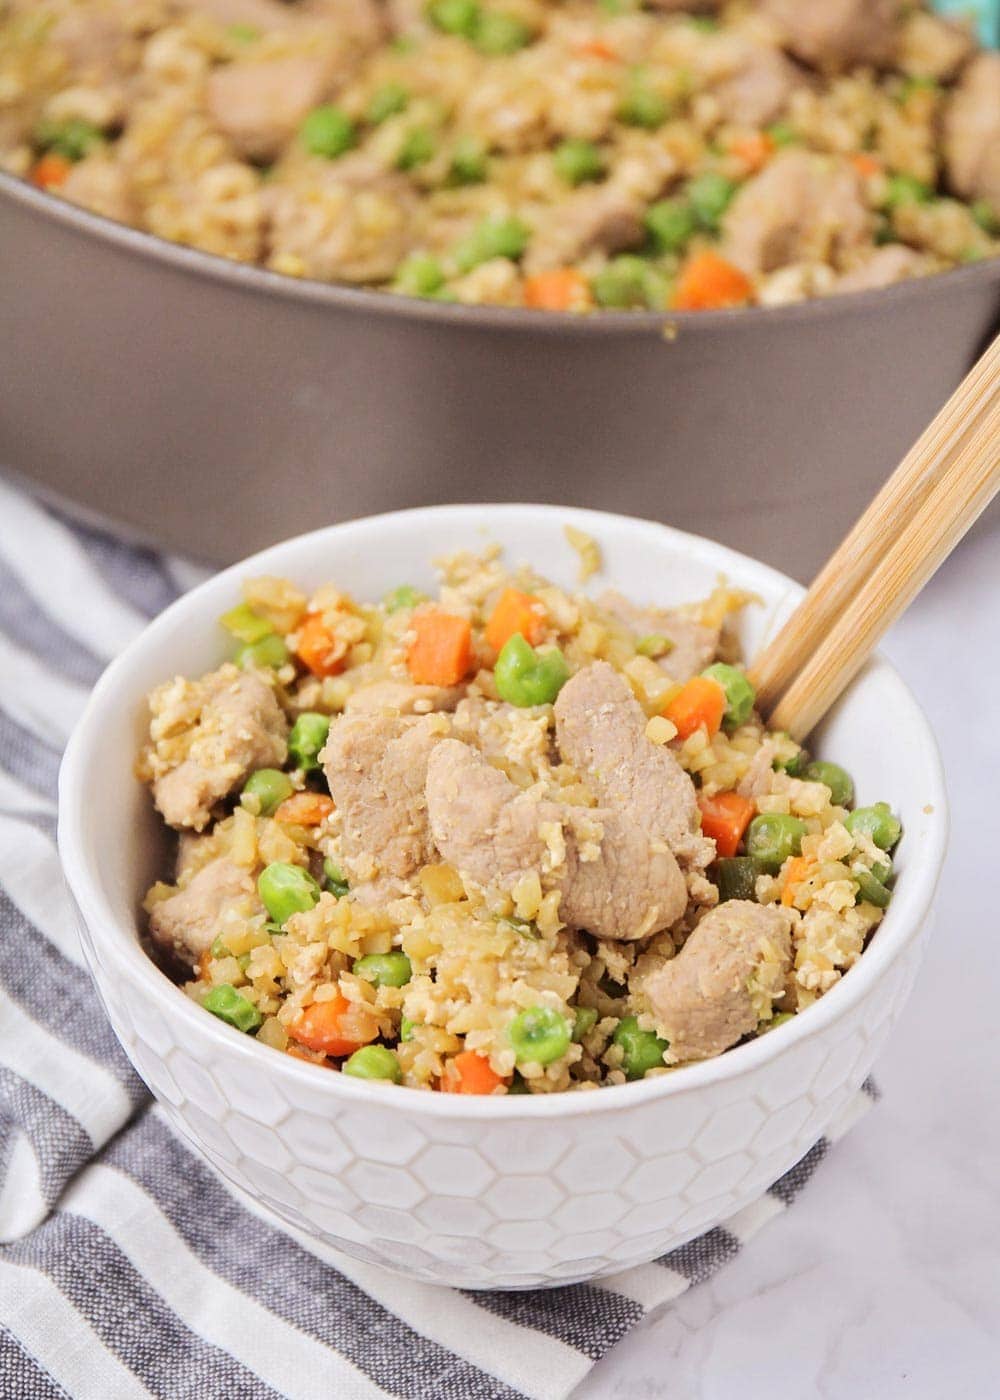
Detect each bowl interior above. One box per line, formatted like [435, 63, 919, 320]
[59, 504, 948, 1112]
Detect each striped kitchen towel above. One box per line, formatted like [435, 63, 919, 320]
[0, 478, 877, 1400]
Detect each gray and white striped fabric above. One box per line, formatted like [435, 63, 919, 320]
[0, 479, 877, 1400]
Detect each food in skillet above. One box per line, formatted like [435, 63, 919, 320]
[138, 541, 902, 1092]
[2, 1, 996, 310]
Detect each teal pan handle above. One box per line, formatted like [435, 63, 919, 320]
[932, 0, 999, 45]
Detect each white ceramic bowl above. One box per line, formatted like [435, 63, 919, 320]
[58, 506, 947, 1289]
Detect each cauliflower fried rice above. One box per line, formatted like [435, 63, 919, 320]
[138, 537, 903, 1094]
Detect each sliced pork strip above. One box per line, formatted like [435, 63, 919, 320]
[642, 901, 793, 1062]
[836, 245, 932, 293]
[344, 680, 463, 716]
[598, 589, 720, 681]
[207, 53, 343, 163]
[426, 739, 687, 941]
[759, 0, 901, 73]
[722, 149, 872, 276]
[321, 713, 444, 881]
[148, 664, 288, 832]
[148, 856, 261, 965]
[554, 661, 714, 867]
[522, 183, 647, 275]
[943, 53, 1000, 218]
[708, 38, 805, 128]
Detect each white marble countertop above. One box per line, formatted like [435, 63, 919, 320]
[579, 510, 1000, 1400]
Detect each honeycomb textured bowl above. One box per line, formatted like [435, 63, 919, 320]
[58, 505, 947, 1289]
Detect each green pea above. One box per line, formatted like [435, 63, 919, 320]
[766, 121, 798, 147]
[209, 935, 231, 959]
[508, 1006, 571, 1066]
[236, 634, 290, 670]
[591, 255, 668, 309]
[701, 662, 755, 727]
[453, 214, 530, 272]
[367, 83, 409, 125]
[322, 858, 350, 899]
[35, 116, 104, 162]
[688, 171, 738, 231]
[855, 868, 892, 908]
[474, 11, 532, 54]
[845, 802, 902, 852]
[220, 602, 274, 644]
[803, 760, 854, 807]
[226, 22, 260, 42]
[202, 984, 262, 1033]
[396, 125, 435, 171]
[572, 1006, 598, 1041]
[342, 1045, 403, 1082]
[686, 14, 718, 30]
[644, 197, 696, 253]
[971, 199, 998, 236]
[257, 861, 321, 927]
[301, 105, 356, 159]
[635, 633, 674, 658]
[619, 80, 669, 129]
[494, 633, 570, 707]
[773, 743, 809, 777]
[553, 139, 604, 186]
[759, 1011, 794, 1035]
[897, 74, 939, 102]
[400, 1015, 416, 1042]
[715, 856, 763, 903]
[745, 813, 808, 874]
[353, 951, 412, 988]
[241, 768, 294, 816]
[288, 712, 330, 772]
[613, 1015, 668, 1080]
[392, 254, 445, 298]
[383, 583, 428, 611]
[447, 137, 488, 186]
[882, 173, 933, 209]
[426, 0, 480, 36]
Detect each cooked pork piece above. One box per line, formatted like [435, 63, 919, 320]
[642, 900, 793, 1061]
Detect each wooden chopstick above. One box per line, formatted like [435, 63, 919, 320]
[767, 387, 1000, 739]
[750, 333, 1000, 714]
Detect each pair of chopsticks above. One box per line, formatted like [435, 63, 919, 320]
[750, 332, 1000, 740]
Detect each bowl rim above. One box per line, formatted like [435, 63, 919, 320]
[58, 503, 949, 1119]
[5, 168, 999, 339]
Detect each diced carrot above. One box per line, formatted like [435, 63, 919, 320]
[523, 267, 592, 312]
[662, 675, 726, 740]
[32, 153, 72, 190]
[485, 587, 548, 652]
[698, 790, 756, 857]
[406, 610, 473, 686]
[274, 791, 335, 826]
[781, 855, 813, 906]
[440, 1050, 508, 1095]
[575, 38, 617, 60]
[197, 949, 213, 982]
[672, 251, 753, 312]
[289, 994, 379, 1058]
[850, 152, 882, 178]
[728, 131, 774, 173]
[295, 612, 345, 677]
